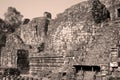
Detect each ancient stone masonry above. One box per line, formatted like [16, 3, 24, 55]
[2, 0, 120, 80]
[22, 18, 30, 25]
[100, 0, 120, 20]
[20, 17, 47, 45]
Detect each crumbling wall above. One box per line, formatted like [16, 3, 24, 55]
[20, 14, 50, 46]
[1, 34, 20, 67]
[47, 0, 111, 66]
[2, 0, 120, 79]
[0, 33, 29, 68]
[100, 0, 120, 20]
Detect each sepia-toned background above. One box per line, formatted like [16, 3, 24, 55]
[0, 0, 86, 19]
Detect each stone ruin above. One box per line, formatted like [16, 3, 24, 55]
[1, 0, 120, 80]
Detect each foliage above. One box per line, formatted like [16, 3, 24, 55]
[0, 7, 23, 46]
[4, 7, 23, 32]
[0, 18, 7, 32]
[3, 68, 20, 76]
[91, 0, 110, 23]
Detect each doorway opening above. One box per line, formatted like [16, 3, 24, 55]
[117, 8, 120, 17]
[74, 65, 101, 73]
[17, 49, 29, 74]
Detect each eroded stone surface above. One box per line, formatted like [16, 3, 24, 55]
[1, 0, 120, 80]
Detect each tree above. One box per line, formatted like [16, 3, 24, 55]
[4, 7, 23, 32]
[0, 18, 7, 46]
[91, 0, 110, 23]
[0, 18, 6, 32]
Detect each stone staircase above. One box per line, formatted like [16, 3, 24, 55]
[29, 55, 64, 76]
[83, 71, 96, 80]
